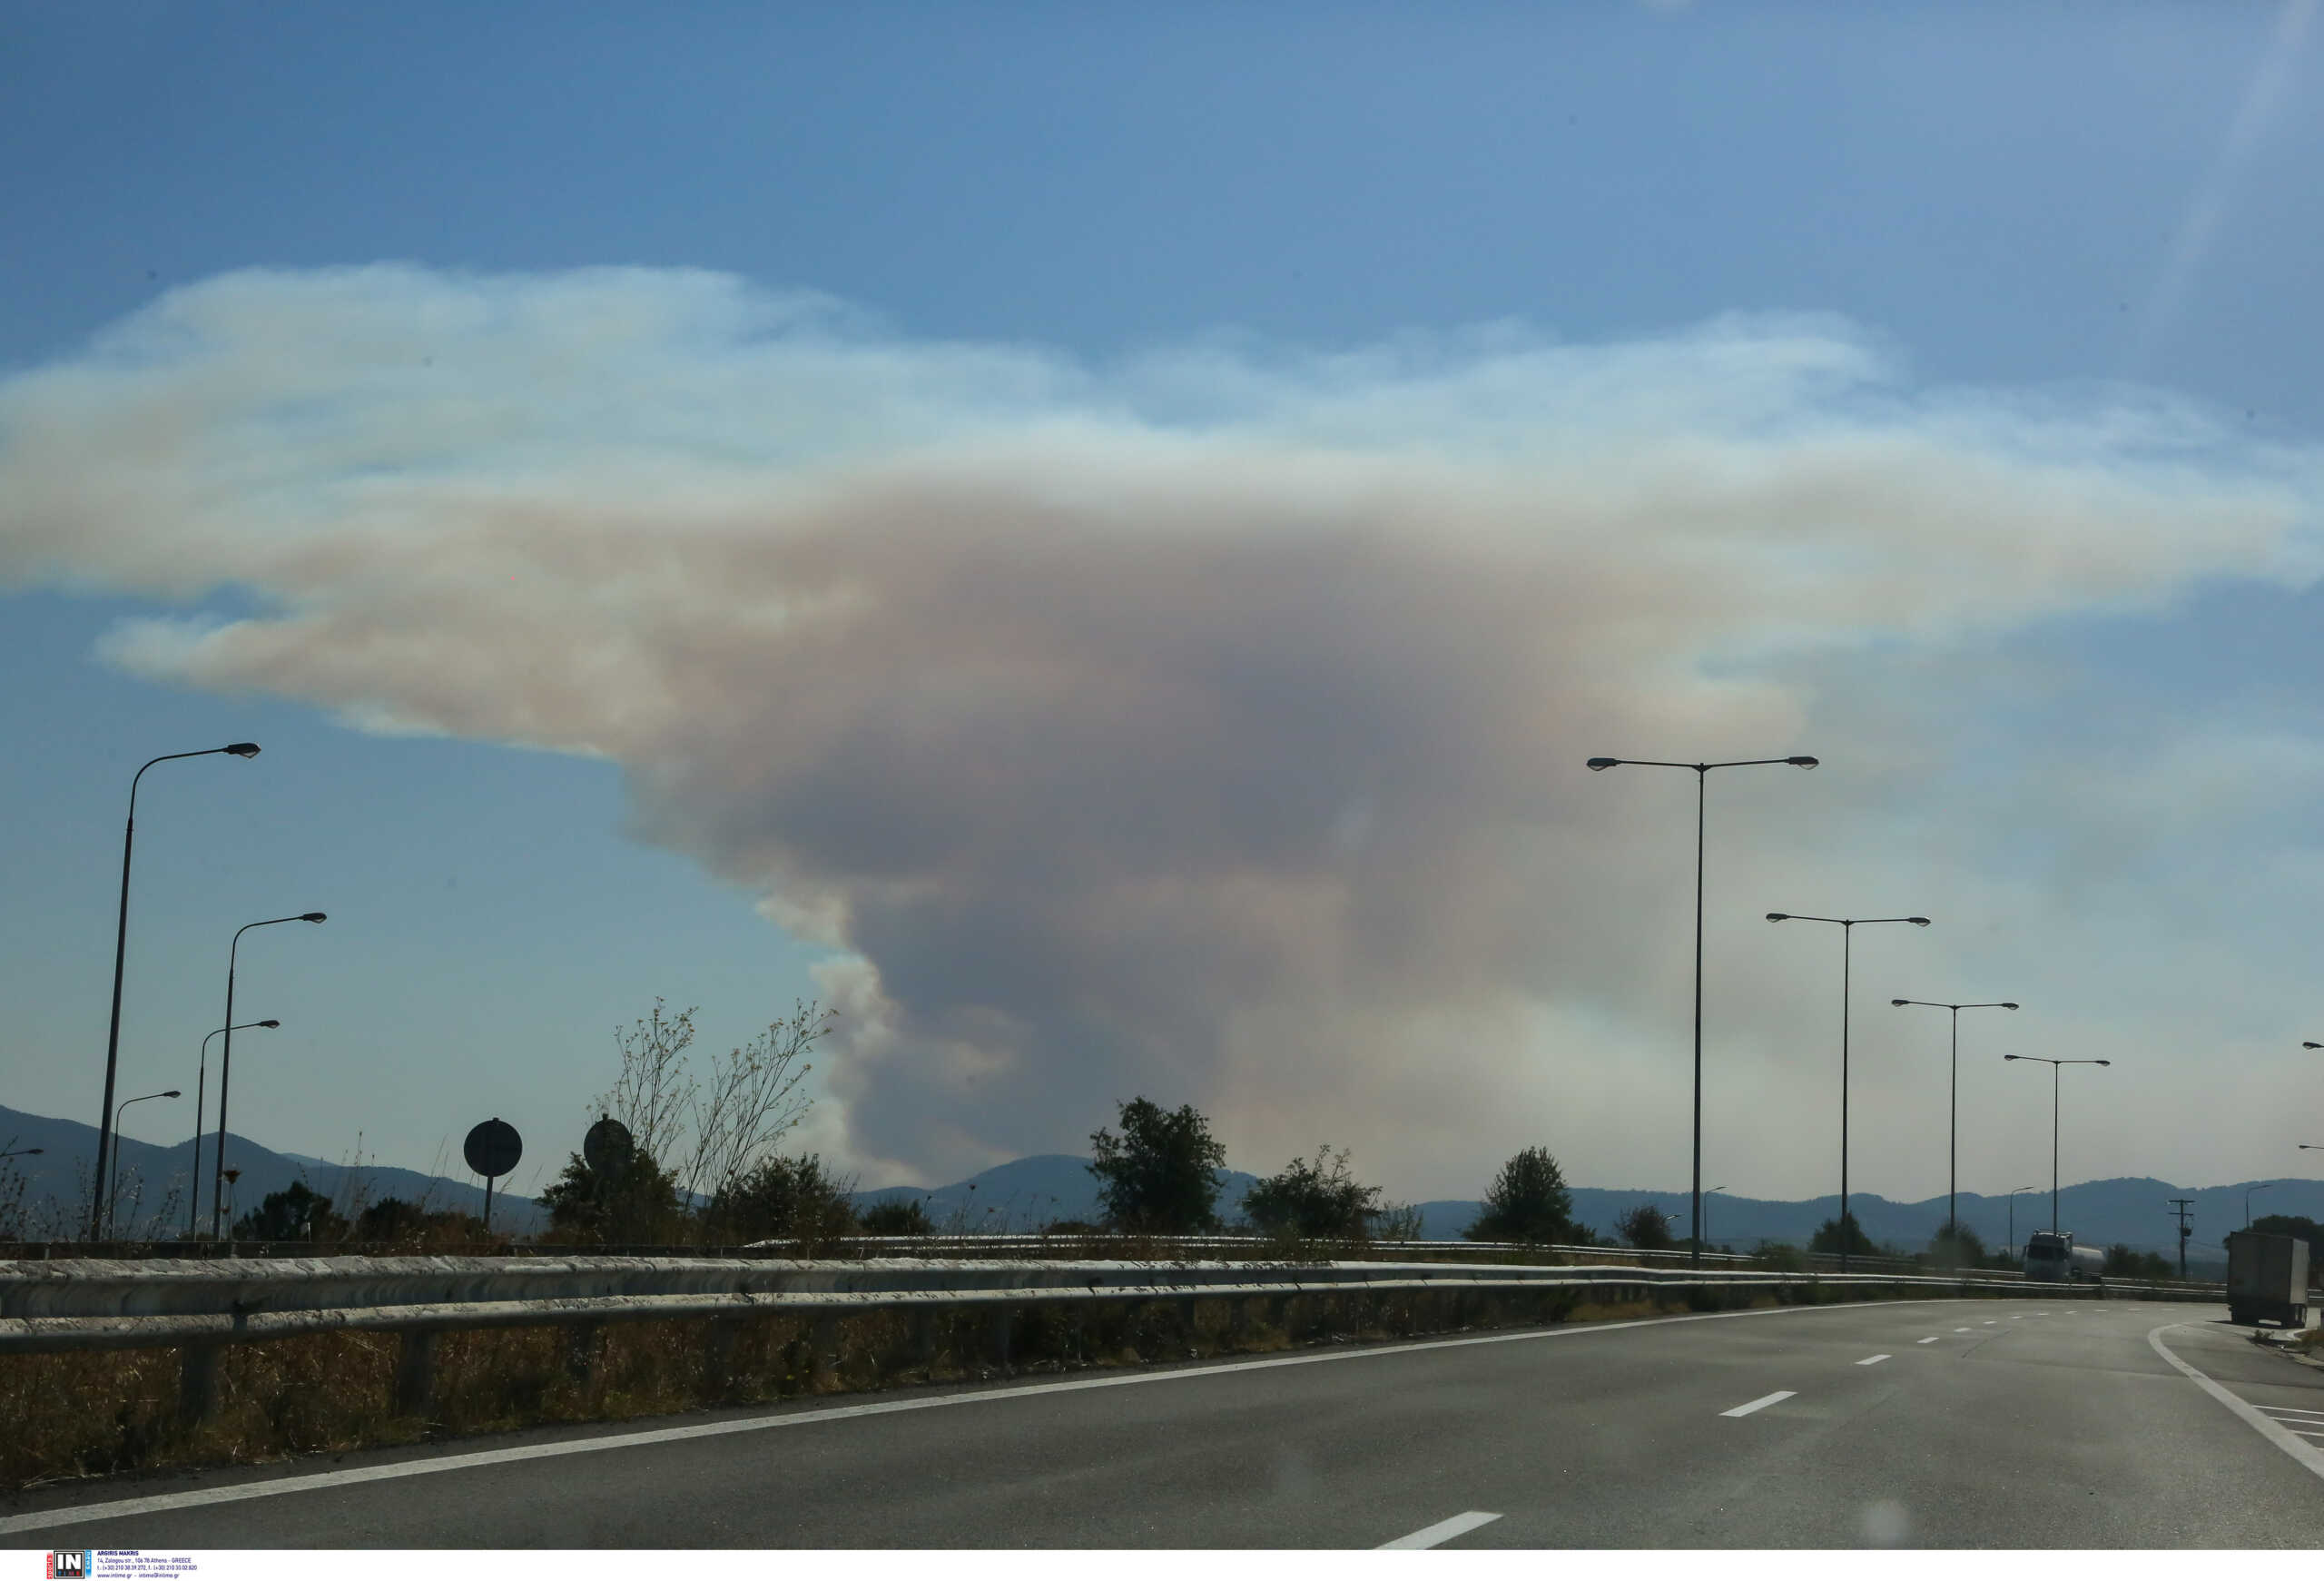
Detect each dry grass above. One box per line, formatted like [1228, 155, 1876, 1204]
[1, 1280, 1837, 1491]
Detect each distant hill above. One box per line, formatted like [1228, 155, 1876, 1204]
[854, 1155, 2307, 1270]
[4, 1100, 2297, 1267]
[0, 1103, 545, 1238]
[850, 1153, 1265, 1230]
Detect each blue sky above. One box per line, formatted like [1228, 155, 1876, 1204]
[5, 2, 2323, 1211]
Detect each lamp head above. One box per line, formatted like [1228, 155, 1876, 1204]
[222, 742, 261, 758]
[1767, 912, 1789, 922]
[2004, 1054, 2023, 1062]
[2001, 1003, 2020, 1010]
[257, 1019, 281, 1029]
[2096, 1059, 2112, 1066]
[162, 1090, 181, 1099]
[1586, 757, 1619, 771]
[300, 912, 327, 924]
[2307, 1042, 2323, 1050]
[1891, 998, 1909, 1006]
[1907, 916, 1931, 926]
[1787, 756, 1818, 768]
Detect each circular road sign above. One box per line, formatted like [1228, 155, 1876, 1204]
[583, 1114, 635, 1176]
[464, 1117, 523, 1180]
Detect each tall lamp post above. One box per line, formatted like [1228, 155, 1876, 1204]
[189, 1019, 280, 1239]
[1585, 753, 1817, 1267]
[1767, 913, 1931, 1270]
[1890, 999, 2019, 1244]
[212, 914, 326, 1239]
[2246, 1181, 2276, 1229]
[92, 742, 261, 1238]
[2006, 1184, 2038, 1261]
[2003, 1054, 2111, 1234]
[105, 1088, 181, 1237]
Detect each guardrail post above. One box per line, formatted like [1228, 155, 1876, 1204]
[812, 1313, 841, 1383]
[393, 1329, 438, 1417]
[177, 1341, 222, 1426]
[990, 1306, 1013, 1374]
[564, 1322, 601, 1388]
[912, 1309, 940, 1366]
[704, 1315, 741, 1397]
[1227, 1295, 1251, 1345]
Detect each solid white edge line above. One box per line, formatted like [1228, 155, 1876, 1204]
[1378, 1510, 1502, 1549]
[1721, 1389, 1797, 1418]
[2147, 1322, 2324, 1485]
[0, 1294, 1974, 1536]
[1855, 1354, 1890, 1365]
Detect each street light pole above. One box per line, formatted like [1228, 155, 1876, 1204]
[1586, 754, 1817, 1266]
[105, 1088, 181, 1237]
[91, 742, 261, 1239]
[1891, 999, 2018, 1245]
[2246, 1181, 2276, 1230]
[2007, 1184, 2037, 1261]
[189, 1019, 280, 1239]
[1768, 913, 1931, 1271]
[2003, 1055, 2111, 1234]
[212, 914, 326, 1240]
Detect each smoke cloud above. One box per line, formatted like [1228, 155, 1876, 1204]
[3, 266, 2315, 1193]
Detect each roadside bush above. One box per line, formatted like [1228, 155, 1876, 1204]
[1808, 1211, 1877, 1257]
[1927, 1223, 1985, 1270]
[232, 1181, 348, 1243]
[859, 1198, 933, 1236]
[1088, 1097, 1227, 1233]
[1466, 1147, 1574, 1243]
[1615, 1204, 1674, 1251]
[708, 1154, 858, 1245]
[1243, 1145, 1382, 1240]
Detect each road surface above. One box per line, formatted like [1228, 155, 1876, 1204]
[6, 1297, 2319, 1547]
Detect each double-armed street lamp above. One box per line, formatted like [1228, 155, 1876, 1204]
[212, 914, 326, 1240]
[1891, 999, 2019, 1243]
[1585, 753, 1817, 1266]
[2003, 1054, 2111, 1234]
[190, 1020, 279, 1238]
[1767, 913, 1931, 1270]
[92, 742, 262, 1238]
[105, 1089, 181, 1237]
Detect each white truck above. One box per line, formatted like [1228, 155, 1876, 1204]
[2024, 1230, 2105, 1283]
[2225, 1230, 2310, 1329]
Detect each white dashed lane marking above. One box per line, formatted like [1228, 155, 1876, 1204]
[1722, 1391, 1797, 1418]
[1856, 1354, 1891, 1366]
[1916, 1337, 1938, 1344]
[1379, 1511, 1502, 1549]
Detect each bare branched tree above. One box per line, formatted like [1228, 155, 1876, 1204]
[596, 998, 700, 1171]
[682, 1001, 833, 1206]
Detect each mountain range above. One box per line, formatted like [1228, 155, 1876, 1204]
[5, 1103, 2300, 1268]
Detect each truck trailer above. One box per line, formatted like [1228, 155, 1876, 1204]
[2225, 1230, 2310, 1329]
[2024, 1230, 2105, 1283]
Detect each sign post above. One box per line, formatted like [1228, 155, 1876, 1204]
[464, 1117, 523, 1233]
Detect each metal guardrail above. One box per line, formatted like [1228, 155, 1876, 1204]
[0, 1252, 2220, 1426]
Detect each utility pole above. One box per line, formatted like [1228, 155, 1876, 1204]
[2167, 1197, 2194, 1280]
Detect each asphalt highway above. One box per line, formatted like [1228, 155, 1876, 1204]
[8, 1297, 2321, 1547]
